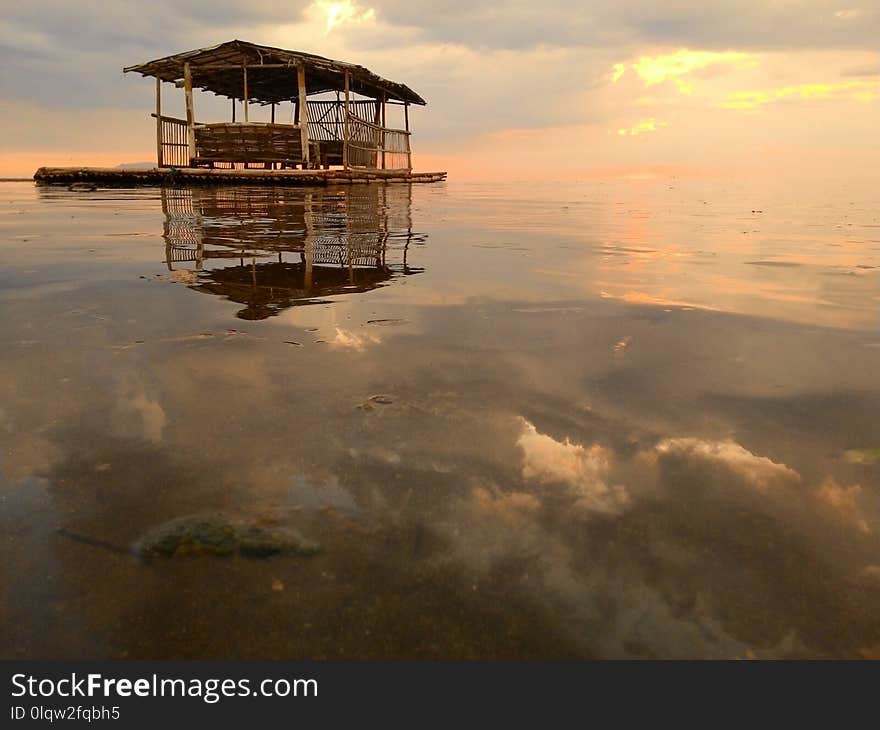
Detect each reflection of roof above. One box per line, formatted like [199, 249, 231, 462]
[124, 39, 426, 105]
[194, 260, 415, 320]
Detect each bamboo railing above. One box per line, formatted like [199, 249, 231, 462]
[306, 101, 412, 171]
[346, 116, 411, 172]
[154, 102, 412, 171]
[152, 114, 189, 167]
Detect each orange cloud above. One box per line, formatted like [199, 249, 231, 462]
[310, 0, 376, 34]
[617, 118, 668, 136]
[614, 49, 756, 94]
[721, 79, 879, 109]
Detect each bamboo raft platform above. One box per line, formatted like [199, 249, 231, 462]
[35, 42, 447, 188]
[33, 166, 447, 187]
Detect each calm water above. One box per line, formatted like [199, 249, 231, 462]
[1, 178, 879, 659]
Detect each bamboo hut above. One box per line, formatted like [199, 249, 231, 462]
[127, 39, 424, 172]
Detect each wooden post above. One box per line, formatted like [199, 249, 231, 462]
[232, 97, 236, 122]
[155, 77, 162, 167]
[183, 62, 195, 165]
[242, 65, 249, 122]
[380, 93, 386, 170]
[343, 71, 350, 169]
[271, 103, 275, 124]
[297, 64, 310, 169]
[404, 101, 411, 171]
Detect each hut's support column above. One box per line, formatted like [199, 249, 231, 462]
[155, 78, 163, 167]
[373, 96, 382, 170]
[343, 72, 351, 169]
[297, 64, 310, 169]
[404, 102, 411, 171]
[184, 62, 195, 165]
[381, 94, 386, 170]
[242, 65, 249, 122]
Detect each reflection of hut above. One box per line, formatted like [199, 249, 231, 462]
[161, 185, 423, 319]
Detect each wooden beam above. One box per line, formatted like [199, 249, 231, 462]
[242, 65, 249, 122]
[232, 97, 236, 122]
[183, 62, 195, 165]
[155, 78, 163, 166]
[343, 71, 350, 169]
[298, 64, 310, 168]
[183, 63, 295, 70]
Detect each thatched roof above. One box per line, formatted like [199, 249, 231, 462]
[124, 39, 426, 105]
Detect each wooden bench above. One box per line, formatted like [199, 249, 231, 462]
[193, 123, 319, 168]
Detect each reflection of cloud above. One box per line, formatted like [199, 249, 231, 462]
[598, 290, 722, 311]
[815, 478, 870, 533]
[0, 434, 60, 485]
[517, 418, 629, 514]
[113, 379, 167, 444]
[331, 327, 381, 351]
[655, 437, 799, 491]
[471, 485, 540, 525]
[653, 436, 874, 536]
[127, 392, 167, 443]
[721, 80, 878, 109]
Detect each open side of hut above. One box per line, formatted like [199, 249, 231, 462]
[124, 40, 426, 172]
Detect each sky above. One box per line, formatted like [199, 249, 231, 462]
[1, 0, 878, 179]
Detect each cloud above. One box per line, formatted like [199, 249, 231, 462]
[516, 418, 629, 514]
[308, 0, 376, 34]
[617, 118, 668, 136]
[721, 79, 879, 108]
[615, 49, 755, 93]
[366, 0, 880, 52]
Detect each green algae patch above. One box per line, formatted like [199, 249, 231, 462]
[136, 514, 320, 559]
[844, 449, 880, 465]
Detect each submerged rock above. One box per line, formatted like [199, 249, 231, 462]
[135, 514, 320, 559]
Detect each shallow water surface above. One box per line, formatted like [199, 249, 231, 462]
[1, 178, 879, 658]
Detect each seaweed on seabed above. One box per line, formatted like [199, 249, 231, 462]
[55, 514, 321, 561]
[133, 514, 321, 560]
